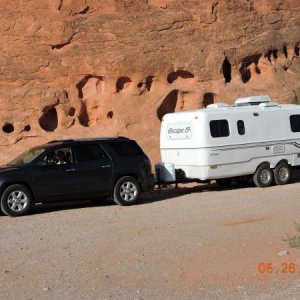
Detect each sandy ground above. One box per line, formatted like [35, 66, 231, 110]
[1, 172, 300, 299]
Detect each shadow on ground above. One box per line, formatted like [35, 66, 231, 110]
[1, 168, 300, 217]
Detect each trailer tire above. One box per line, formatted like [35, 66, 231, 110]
[253, 164, 273, 187]
[273, 162, 290, 185]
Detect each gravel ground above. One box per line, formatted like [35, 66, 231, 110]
[1, 172, 300, 299]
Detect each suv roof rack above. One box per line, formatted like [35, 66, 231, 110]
[47, 137, 129, 144]
[47, 139, 74, 144]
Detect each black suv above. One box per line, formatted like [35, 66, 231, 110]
[0, 137, 155, 217]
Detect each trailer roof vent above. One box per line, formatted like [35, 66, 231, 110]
[206, 103, 230, 109]
[258, 102, 278, 108]
[234, 95, 271, 107]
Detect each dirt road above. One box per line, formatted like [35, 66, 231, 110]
[1, 173, 300, 299]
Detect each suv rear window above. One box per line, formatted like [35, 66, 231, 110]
[107, 140, 144, 157]
[76, 144, 109, 162]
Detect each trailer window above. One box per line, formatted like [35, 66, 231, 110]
[237, 120, 245, 135]
[210, 120, 229, 138]
[290, 115, 300, 132]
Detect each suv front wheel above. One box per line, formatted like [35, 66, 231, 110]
[113, 176, 141, 206]
[1, 184, 33, 217]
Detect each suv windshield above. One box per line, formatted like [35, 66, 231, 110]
[9, 148, 46, 166]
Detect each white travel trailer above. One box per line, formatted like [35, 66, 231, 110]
[160, 96, 300, 187]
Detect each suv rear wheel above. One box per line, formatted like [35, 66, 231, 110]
[113, 176, 141, 206]
[1, 184, 33, 217]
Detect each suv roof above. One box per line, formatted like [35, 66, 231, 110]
[44, 136, 130, 147]
[47, 136, 129, 144]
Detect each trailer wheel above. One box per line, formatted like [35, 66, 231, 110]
[253, 164, 273, 187]
[216, 178, 232, 187]
[273, 162, 290, 185]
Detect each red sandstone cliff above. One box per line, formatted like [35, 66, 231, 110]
[0, 0, 300, 163]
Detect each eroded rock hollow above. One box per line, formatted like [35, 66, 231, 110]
[1, 0, 300, 163]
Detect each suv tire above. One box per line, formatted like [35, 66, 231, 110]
[113, 176, 141, 206]
[1, 184, 33, 217]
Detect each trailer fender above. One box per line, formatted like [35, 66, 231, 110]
[273, 159, 289, 169]
[255, 161, 270, 172]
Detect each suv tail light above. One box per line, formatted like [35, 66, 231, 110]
[143, 156, 152, 172]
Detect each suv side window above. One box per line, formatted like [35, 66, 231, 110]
[76, 143, 109, 162]
[41, 147, 73, 165]
[107, 140, 144, 157]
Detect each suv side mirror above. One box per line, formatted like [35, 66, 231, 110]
[36, 158, 56, 167]
[36, 161, 47, 167]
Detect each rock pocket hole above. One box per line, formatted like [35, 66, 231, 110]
[68, 107, 76, 116]
[63, 90, 69, 99]
[167, 70, 194, 84]
[77, 6, 89, 15]
[145, 76, 154, 91]
[116, 77, 132, 92]
[255, 66, 261, 74]
[39, 107, 58, 132]
[137, 76, 154, 92]
[78, 102, 89, 127]
[283, 45, 288, 58]
[157, 90, 178, 121]
[107, 111, 113, 119]
[222, 57, 231, 83]
[240, 67, 251, 83]
[76, 75, 104, 98]
[239, 54, 261, 83]
[203, 93, 215, 108]
[2, 123, 14, 133]
[295, 43, 299, 56]
[265, 49, 278, 61]
[23, 125, 31, 132]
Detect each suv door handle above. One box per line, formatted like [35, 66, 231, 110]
[65, 168, 76, 172]
[101, 165, 111, 168]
